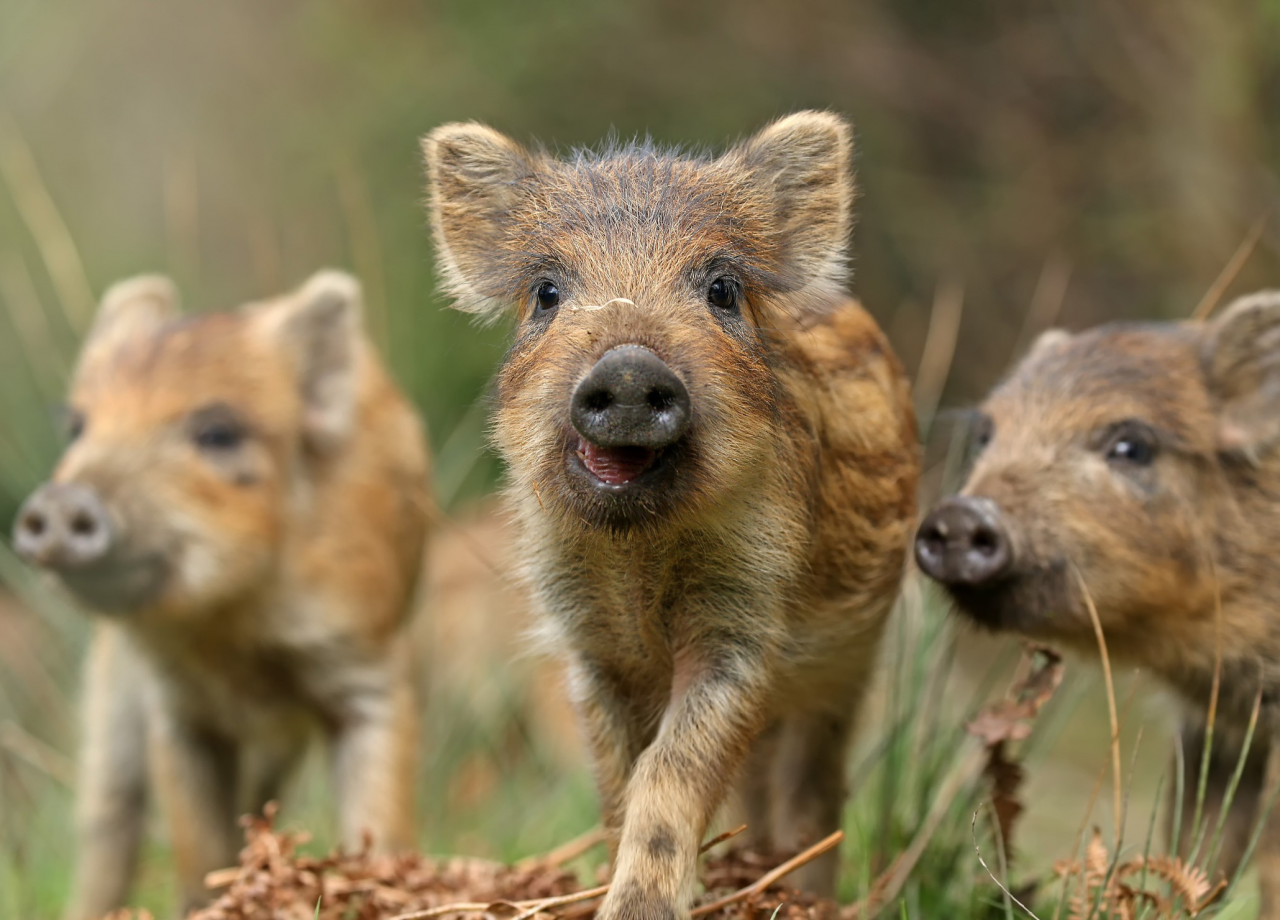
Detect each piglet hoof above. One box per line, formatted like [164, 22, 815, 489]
[598, 885, 685, 920]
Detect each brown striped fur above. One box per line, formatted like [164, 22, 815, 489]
[24, 271, 430, 919]
[423, 112, 919, 920]
[927, 292, 1280, 916]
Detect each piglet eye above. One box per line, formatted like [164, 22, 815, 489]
[971, 414, 994, 452]
[708, 277, 738, 311]
[189, 404, 248, 453]
[65, 409, 86, 443]
[1108, 437, 1155, 466]
[535, 281, 561, 316]
[1104, 422, 1157, 467]
[195, 422, 244, 451]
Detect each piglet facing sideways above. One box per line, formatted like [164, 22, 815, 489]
[13, 271, 430, 919]
[916, 292, 1280, 917]
[423, 112, 920, 920]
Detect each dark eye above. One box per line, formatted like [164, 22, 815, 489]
[535, 281, 560, 316]
[971, 414, 994, 453]
[1108, 437, 1155, 466]
[707, 277, 738, 311]
[190, 405, 248, 452]
[1104, 424, 1157, 467]
[65, 409, 86, 442]
[195, 422, 244, 451]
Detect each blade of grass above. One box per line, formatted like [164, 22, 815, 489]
[434, 396, 493, 511]
[984, 798, 1015, 920]
[1072, 566, 1122, 844]
[874, 591, 914, 872]
[1133, 759, 1167, 920]
[971, 809, 1041, 920]
[914, 606, 960, 816]
[0, 250, 70, 395]
[335, 158, 390, 352]
[1051, 678, 1140, 920]
[1191, 208, 1273, 321]
[1090, 724, 1147, 920]
[0, 722, 74, 788]
[1224, 751, 1280, 903]
[855, 740, 987, 917]
[0, 112, 95, 333]
[1205, 682, 1263, 875]
[1188, 560, 1226, 867]
[163, 146, 201, 288]
[247, 209, 284, 295]
[1011, 251, 1072, 359]
[911, 277, 964, 438]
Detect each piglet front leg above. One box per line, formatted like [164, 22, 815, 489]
[597, 642, 771, 920]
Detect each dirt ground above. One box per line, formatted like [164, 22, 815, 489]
[419, 501, 1177, 873]
[0, 499, 1194, 916]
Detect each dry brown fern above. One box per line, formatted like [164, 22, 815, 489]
[1053, 828, 1227, 920]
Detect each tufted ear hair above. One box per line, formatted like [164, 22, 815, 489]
[422, 122, 538, 321]
[255, 270, 364, 454]
[84, 274, 180, 355]
[726, 110, 855, 305]
[1024, 328, 1073, 364]
[1202, 289, 1280, 457]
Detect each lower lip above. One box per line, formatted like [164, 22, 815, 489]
[57, 555, 169, 613]
[575, 439, 659, 486]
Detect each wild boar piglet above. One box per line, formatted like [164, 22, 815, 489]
[14, 271, 430, 919]
[423, 111, 920, 920]
[915, 291, 1280, 915]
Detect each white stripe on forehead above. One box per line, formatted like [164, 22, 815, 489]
[566, 297, 637, 313]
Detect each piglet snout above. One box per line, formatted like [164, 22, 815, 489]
[571, 345, 690, 450]
[915, 496, 1012, 587]
[14, 482, 114, 570]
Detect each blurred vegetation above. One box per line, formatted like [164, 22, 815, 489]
[1, 0, 1278, 520]
[1, 0, 1279, 917]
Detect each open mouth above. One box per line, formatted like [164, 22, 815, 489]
[575, 438, 661, 487]
[55, 553, 170, 614]
[942, 564, 1071, 638]
[944, 584, 1015, 631]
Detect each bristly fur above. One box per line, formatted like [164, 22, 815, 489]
[422, 111, 917, 920]
[422, 111, 855, 325]
[923, 291, 1280, 916]
[34, 271, 430, 920]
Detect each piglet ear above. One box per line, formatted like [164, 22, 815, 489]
[422, 122, 537, 321]
[727, 110, 855, 304]
[1024, 328, 1072, 363]
[85, 275, 180, 353]
[1203, 289, 1280, 456]
[257, 270, 364, 453]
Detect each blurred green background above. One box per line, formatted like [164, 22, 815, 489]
[2, 0, 1279, 506]
[2, 0, 1279, 916]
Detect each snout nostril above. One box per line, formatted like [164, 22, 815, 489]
[915, 497, 1012, 587]
[647, 389, 674, 412]
[971, 528, 999, 556]
[571, 346, 691, 450]
[70, 511, 97, 537]
[21, 511, 47, 537]
[14, 483, 113, 568]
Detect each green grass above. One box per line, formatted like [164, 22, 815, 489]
[1, 525, 1270, 918]
[2, 10, 1278, 910]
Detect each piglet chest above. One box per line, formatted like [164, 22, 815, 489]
[133, 623, 333, 742]
[539, 532, 770, 675]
